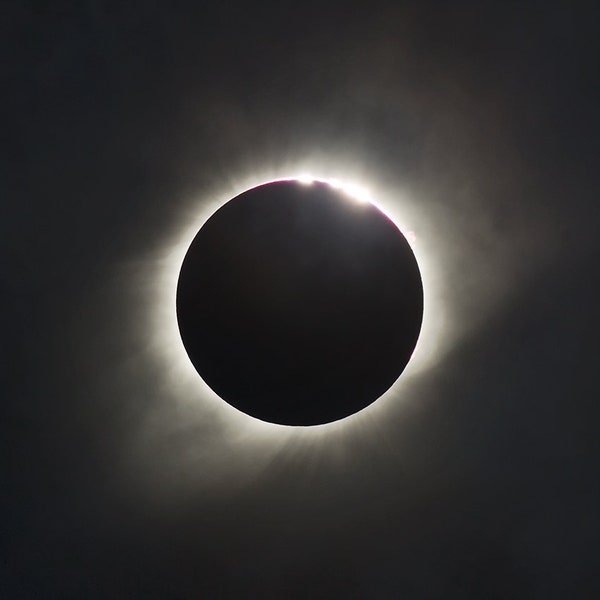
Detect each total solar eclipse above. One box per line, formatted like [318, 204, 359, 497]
[176, 179, 423, 426]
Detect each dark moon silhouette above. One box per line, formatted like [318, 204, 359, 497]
[177, 180, 423, 426]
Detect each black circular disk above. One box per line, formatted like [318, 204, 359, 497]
[177, 180, 423, 426]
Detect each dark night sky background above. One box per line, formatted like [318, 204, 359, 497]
[2, 1, 600, 598]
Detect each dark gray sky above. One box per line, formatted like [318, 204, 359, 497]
[3, 1, 599, 598]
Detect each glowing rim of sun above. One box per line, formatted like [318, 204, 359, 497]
[151, 172, 443, 439]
